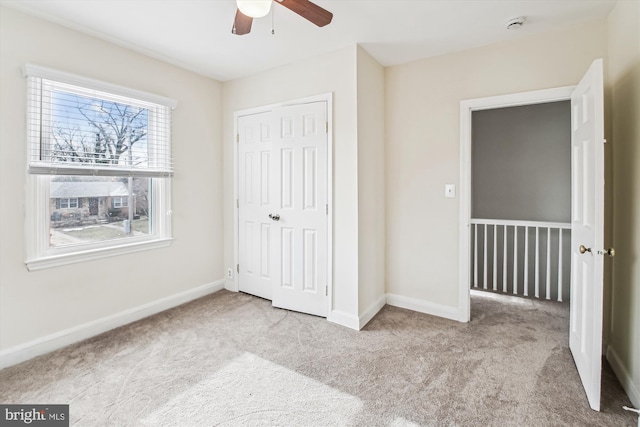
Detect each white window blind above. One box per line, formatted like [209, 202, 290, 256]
[24, 64, 176, 178]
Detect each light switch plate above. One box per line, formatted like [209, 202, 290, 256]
[445, 184, 456, 198]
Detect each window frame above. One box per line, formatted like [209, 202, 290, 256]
[23, 65, 177, 271]
[111, 197, 128, 208]
[58, 198, 78, 209]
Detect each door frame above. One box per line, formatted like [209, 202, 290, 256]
[232, 93, 334, 316]
[89, 197, 99, 216]
[458, 86, 575, 322]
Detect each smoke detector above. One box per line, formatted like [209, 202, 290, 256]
[506, 17, 525, 30]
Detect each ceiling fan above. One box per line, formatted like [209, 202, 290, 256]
[232, 0, 333, 35]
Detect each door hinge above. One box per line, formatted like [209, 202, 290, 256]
[237, 199, 239, 209]
[325, 204, 328, 215]
[236, 134, 239, 143]
[325, 122, 328, 133]
[237, 264, 239, 273]
[325, 285, 328, 296]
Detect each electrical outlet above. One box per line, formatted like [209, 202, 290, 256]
[226, 268, 233, 279]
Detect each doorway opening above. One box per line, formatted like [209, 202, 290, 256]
[469, 101, 572, 303]
[458, 85, 575, 320]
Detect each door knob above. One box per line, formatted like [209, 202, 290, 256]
[268, 213, 280, 221]
[600, 248, 615, 257]
[579, 245, 591, 254]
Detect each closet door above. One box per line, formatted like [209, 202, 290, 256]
[237, 101, 329, 317]
[270, 102, 328, 317]
[238, 111, 276, 300]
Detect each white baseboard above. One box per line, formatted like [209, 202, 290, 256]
[606, 345, 640, 408]
[386, 293, 459, 322]
[328, 309, 360, 330]
[359, 295, 387, 329]
[0, 279, 225, 370]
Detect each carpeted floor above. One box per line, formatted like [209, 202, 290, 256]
[0, 290, 636, 426]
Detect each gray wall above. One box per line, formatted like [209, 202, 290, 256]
[471, 101, 571, 301]
[472, 101, 571, 222]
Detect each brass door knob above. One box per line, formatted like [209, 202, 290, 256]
[579, 245, 591, 254]
[603, 248, 615, 257]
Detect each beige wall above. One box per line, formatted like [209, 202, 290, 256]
[0, 7, 224, 351]
[356, 47, 386, 319]
[385, 22, 607, 308]
[222, 46, 361, 321]
[607, 0, 640, 407]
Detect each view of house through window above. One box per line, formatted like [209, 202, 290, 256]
[49, 176, 151, 248]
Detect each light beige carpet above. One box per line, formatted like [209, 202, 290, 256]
[0, 290, 636, 426]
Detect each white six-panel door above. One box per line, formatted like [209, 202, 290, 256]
[238, 111, 275, 300]
[569, 58, 605, 411]
[238, 101, 328, 317]
[271, 102, 328, 317]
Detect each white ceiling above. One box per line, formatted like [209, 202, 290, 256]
[1, 0, 616, 82]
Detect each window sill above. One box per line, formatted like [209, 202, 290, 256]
[25, 238, 173, 271]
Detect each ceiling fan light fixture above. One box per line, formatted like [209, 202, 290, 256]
[237, 0, 272, 18]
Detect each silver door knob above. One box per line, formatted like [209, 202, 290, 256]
[579, 245, 591, 254]
[268, 213, 280, 221]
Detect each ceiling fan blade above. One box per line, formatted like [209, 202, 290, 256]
[232, 9, 253, 35]
[276, 0, 333, 27]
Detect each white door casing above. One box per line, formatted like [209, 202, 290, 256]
[569, 58, 605, 412]
[238, 111, 275, 301]
[236, 99, 329, 318]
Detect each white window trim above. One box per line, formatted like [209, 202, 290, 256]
[24, 65, 175, 271]
[25, 238, 173, 271]
[22, 64, 178, 109]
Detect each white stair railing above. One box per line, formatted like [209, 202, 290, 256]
[470, 218, 571, 302]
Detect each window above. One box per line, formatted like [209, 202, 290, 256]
[111, 197, 128, 208]
[24, 64, 177, 270]
[58, 198, 79, 209]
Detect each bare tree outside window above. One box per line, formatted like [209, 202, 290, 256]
[51, 92, 149, 167]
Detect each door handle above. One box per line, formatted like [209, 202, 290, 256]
[579, 245, 591, 254]
[598, 248, 615, 257]
[268, 213, 280, 221]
